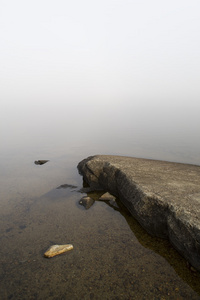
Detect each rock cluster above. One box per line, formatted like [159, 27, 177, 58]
[79, 192, 116, 209]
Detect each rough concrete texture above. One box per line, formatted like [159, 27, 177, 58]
[77, 155, 200, 272]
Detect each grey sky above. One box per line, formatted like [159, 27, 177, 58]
[1, 0, 199, 103]
[1, 0, 200, 161]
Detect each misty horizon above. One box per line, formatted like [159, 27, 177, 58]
[1, 0, 200, 165]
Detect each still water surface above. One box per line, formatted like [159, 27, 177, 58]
[1, 118, 200, 299]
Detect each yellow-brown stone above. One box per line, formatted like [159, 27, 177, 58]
[44, 244, 73, 258]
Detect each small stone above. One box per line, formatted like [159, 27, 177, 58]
[99, 192, 116, 201]
[79, 196, 95, 209]
[56, 184, 77, 189]
[34, 160, 49, 165]
[44, 244, 73, 258]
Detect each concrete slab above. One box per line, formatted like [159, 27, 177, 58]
[77, 155, 200, 272]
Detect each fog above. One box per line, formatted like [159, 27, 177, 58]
[1, 0, 200, 164]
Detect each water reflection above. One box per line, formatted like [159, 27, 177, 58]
[1, 165, 200, 299]
[82, 189, 200, 296]
[45, 182, 200, 297]
[112, 197, 200, 296]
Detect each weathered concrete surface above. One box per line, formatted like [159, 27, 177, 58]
[77, 155, 200, 271]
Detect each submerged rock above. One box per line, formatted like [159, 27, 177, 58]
[34, 160, 49, 165]
[56, 184, 77, 189]
[79, 196, 95, 209]
[99, 192, 116, 201]
[78, 187, 97, 193]
[44, 244, 73, 258]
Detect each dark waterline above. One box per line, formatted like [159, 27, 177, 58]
[0, 149, 200, 300]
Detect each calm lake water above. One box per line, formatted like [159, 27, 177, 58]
[1, 106, 200, 300]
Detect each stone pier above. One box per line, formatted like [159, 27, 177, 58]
[78, 155, 200, 272]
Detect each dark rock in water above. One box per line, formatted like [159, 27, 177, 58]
[34, 160, 49, 165]
[99, 192, 116, 201]
[77, 187, 97, 193]
[77, 154, 200, 272]
[57, 184, 77, 189]
[79, 196, 95, 210]
[98, 192, 119, 209]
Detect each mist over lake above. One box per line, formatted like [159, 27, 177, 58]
[2, 94, 200, 168]
[1, 0, 200, 165]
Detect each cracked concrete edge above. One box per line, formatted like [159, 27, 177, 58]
[77, 155, 200, 272]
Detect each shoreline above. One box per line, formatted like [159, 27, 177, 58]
[78, 155, 200, 272]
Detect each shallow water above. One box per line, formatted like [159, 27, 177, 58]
[1, 153, 200, 300]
